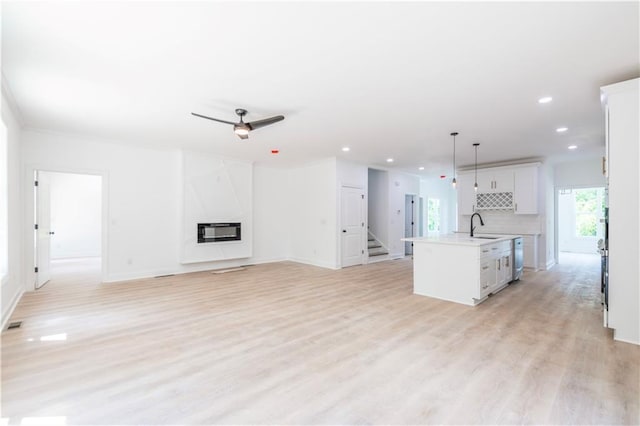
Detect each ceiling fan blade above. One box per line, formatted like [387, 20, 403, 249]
[247, 115, 285, 131]
[191, 112, 237, 126]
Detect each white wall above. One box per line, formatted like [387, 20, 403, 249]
[387, 171, 420, 258]
[0, 120, 7, 275]
[180, 151, 252, 263]
[542, 161, 555, 269]
[251, 165, 290, 264]
[1, 92, 24, 327]
[21, 130, 295, 285]
[554, 157, 606, 189]
[367, 169, 388, 246]
[47, 172, 102, 259]
[288, 158, 338, 269]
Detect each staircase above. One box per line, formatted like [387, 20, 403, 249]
[367, 232, 388, 261]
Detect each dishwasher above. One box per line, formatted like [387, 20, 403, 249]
[512, 237, 524, 281]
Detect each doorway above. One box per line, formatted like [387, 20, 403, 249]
[340, 185, 365, 268]
[35, 171, 103, 289]
[557, 186, 605, 263]
[404, 194, 417, 255]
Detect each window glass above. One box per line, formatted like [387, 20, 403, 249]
[427, 198, 440, 233]
[574, 188, 604, 238]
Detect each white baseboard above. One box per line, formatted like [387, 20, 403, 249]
[103, 256, 340, 283]
[1, 288, 25, 330]
[245, 257, 289, 266]
[613, 333, 640, 346]
[367, 255, 389, 264]
[545, 259, 556, 270]
[288, 257, 339, 270]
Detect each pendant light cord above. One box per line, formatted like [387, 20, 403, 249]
[451, 132, 458, 187]
[473, 142, 480, 189]
[475, 145, 477, 183]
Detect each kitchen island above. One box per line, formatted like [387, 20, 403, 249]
[402, 234, 520, 306]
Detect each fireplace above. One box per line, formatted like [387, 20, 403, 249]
[197, 223, 241, 243]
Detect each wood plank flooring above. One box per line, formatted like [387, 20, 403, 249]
[2, 255, 638, 425]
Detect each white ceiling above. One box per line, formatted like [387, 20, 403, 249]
[3, 1, 639, 176]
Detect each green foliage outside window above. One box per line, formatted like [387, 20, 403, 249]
[574, 188, 604, 237]
[427, 199, 440, 232]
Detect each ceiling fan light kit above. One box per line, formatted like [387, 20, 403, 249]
[192, 108, 284, 140]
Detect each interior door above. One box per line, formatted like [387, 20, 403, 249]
[341, 186, 364, 268]
[35, 171, 52, 289]
[404, 194, 416, 255]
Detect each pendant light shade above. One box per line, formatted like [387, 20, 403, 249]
[473, 143, 480, 192]
[451, 132, 459, 189]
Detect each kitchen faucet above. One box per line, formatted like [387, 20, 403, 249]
[470, 212, 485, 237]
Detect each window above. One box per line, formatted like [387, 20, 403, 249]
[427, 198, 440, 233]
[574, 188, 605, 238]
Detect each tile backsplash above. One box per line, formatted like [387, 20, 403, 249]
[458, 211, 542, 235]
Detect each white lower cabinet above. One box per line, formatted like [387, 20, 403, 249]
[410, 237, 516, 306]
[477, 240, 513, 299]
[480, 258, 495, 297]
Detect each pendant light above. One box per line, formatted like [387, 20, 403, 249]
[451, 132, 459, 188]
[473, 143, 480, 192]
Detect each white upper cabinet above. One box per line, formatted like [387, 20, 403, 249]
[513, 165, 539, 214]
[457, 163, 540, 215]
[492, 170, 514, 193]
[476, 170, 514, 193]
[457, 174, 476, 215]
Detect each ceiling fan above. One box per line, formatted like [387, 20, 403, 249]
[191, 108, 284, 139]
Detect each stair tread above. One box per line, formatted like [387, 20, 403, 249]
[368, 246, 388, 255]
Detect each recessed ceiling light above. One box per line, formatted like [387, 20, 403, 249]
[342, 147, 350, 152]
[538, 96, 553, 104]
[419, 166, 425, 170]
[568, 145, 578, 150]
[386, 158, 394, 163]
[556, 127, 568, 133]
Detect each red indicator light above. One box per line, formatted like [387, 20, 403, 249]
[271, 149, 279, 154]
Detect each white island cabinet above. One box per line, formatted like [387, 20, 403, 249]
[402, 234, 516, 306]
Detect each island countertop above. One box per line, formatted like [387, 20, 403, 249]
[402, 233, 521, 247]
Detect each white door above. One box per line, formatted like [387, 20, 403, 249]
[404, 194, 416, 255]
[35, 171, 52, 289]
[404, 194, 415, 255]
[341, 186, 364, 268]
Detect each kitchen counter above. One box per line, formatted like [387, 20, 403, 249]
[402, 233, 519, 246]
[402, 233, 520, 306]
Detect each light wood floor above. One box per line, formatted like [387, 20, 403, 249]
[2, 256, 638, 425]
